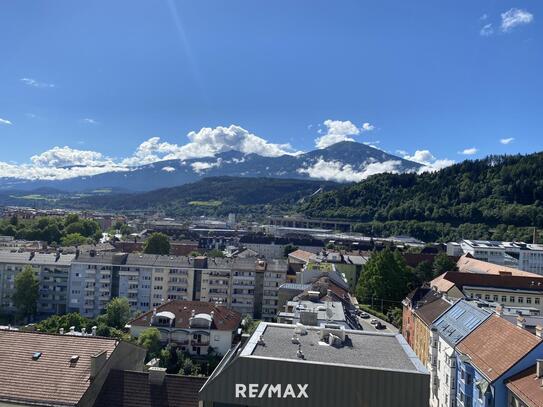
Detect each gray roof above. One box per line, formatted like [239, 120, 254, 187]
[246, 323, 424, 373]
[283, 300, 346, 323]
[0, 251, 74, 267]
[279, 283, 312, 291]
[432, 299, 492, 346]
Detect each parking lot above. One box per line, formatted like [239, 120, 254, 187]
[355, 310, 398, 333]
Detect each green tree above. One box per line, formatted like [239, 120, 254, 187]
[356, 249, 411, 310]
[61, 233, 90, 247]
[283, 244, 299, 257]
[432, 252, 458, 277]
[207, 249, 225, 258]
[414, 260, 434, 284]
[138, 328, 163, 359]
[12, 265, 39, 322]
[143, 233, 171, 255]
[386, 307, 403, 328]
[104, 297, 131, 329]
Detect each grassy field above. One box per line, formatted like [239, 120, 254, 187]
[188, 200, 222, 207]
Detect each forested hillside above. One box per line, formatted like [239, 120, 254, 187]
[301, 153, 543, 242]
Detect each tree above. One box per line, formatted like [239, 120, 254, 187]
[61, 233, 90, 247]
[283, 244, 299, 257]
[138, 328, 162, 359]
[207, 249, 225, 258]
[386, 307, 403, 328]
[356, 248, 411, 311]
[414, 260, 434, 284]
[432, 252, 458, 277]
[12, 265, 39, 322]
[143, 233, 171, 255]
[104, 297, 131, 329]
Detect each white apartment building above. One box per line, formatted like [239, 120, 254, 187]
[68, 252, 287, 320]
[447, 240, 543, 274]
[0, 251, 75, 315]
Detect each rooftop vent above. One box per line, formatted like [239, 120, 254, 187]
[296, 344, 304, 359]
[32, 352, 42, 361]
[257, 335, 265, 346]
[70, 355, 79, 363]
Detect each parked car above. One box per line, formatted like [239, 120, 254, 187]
[375, 322, 386, 330]
[370, 318, 378, 325]
[359, 312, 370, 319]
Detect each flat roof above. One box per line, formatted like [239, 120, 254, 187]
[243, 323, 425, 373]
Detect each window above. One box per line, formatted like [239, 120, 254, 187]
[518, 297, 524, 304]
[493, 295, 498, 302]
[484, 294, 490, 301]
[510, 296, 515, 303]
[536, 298, 541, 305]
[527, 297, 532, 304]
[466, 373, 472, 385]
[477, 387, 483, 401]
[502, 296, 507, 303]
[475, 294, 481, 299]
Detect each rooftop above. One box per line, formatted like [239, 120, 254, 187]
[457, 255, 540, 277]
[0, 329, 118, 406]
[0, 251, 75, 267]
[95, 369, 206, 407]
[129, 300, 242, 331]
[457, 315, 542, 382]
[244, 322, 425, 373]
[462, 240, 543, 252]
[413, 296, 452, 327]
[431, 271, 543, 293]
[506, 365, 543, 407]
[432, 299, 492, 346]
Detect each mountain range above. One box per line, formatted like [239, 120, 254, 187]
[0, 141, 421, 192]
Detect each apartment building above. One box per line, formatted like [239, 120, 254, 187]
[68, 252, 287, 320]
[447, 240, 543, 274]
[0, 251, 75, 315]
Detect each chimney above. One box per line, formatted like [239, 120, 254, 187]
[517, 316, 526, 329]
[148, 367, 167, 386]
[536, 325, 543, 339]
[69, 326, 75, 334]
[91, 326, 97, 336]
[59, 328, 64, 335]
[90, 350, 107, 380]
[495, 305, 503, 316]
[537, 359, 543, 378]
[81, 327, 86, 335]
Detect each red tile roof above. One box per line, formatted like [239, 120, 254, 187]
[457, 255, 540, 277]
[506, 365, 543, 407]
[129, 300, 242, 332]
[95, 369, 207, 407]
[414, 297, 452, 326]
[0, 329, 118, 406]
[457, 315, 542, 382]
[431, 271, 543, 293]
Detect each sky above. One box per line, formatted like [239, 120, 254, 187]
[0, 0, 542, 180]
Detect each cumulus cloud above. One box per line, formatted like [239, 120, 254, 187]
[500, 137, 514, 145]
[314, 119, 374, 149]
[480, 24, 494, 36]
[191, 159, 222, 174]
[501, 8, 533, 32]
[30, 146, 114, 168]
[297, 158, 402, 183]
[81, 118, 99, 125]
[401, 149, 455, 173]
[161, 166, 176, 172]
[459, 147, 478, 155]
[20, 78, 55, 88]
[0, 118, 12, 125]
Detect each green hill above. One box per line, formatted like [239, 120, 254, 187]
[301, 153, 543, 242]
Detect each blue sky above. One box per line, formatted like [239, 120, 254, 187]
[0, 0, 542, 179]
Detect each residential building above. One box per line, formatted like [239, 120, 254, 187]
[506, 362, 543, 407]
[456, 255, 541, 277]
[448, 240, 543, 275]
[278, 298, 350, 328]
[0, 329, 146, 407]
[430, 271, 543, 312]
[69, 252, 287, 320]
[455, 315, 543, 407]
[0, 251, 75, 315]
[127, 300, 241, 356]
[199, 322, 430, 407]
[429, 299, 492, 407]
[239, 234, 324, 259]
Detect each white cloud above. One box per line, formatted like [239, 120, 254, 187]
[401, 149, 455, 173]
[314, 119, 374, 149]
[20, 78, 55, 88]
[459, 147, 478, 155]
[404, 150, 435, 164]
[480, 24, 494, 36]
[191, 159, 222, 174]
[418, 159, 456, 173]
[501, 8, 533, 32]
[297, 158, 402, 183]
[480, 14, 488, 21]
[30, 146, 114, 168]
[0, 118, 12, 125]
[161, 166, 176, 172]
[82, 118, 99, 125]
[500, 137, 515, 145]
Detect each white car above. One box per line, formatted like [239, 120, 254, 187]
[370, 318, 379, 325]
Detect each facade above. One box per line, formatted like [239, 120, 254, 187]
[429, 299, 492, 407]
[0, 251, 75, 315]
[69, 252, 287, 320]
[448, 240, 543, 274]
[128, 300, 242, 356]
[239, 235, 324, 259]
[0, 329, 146, 407]
[455, 315, 543, 407]
[430, 271, 543, 312]
[199, 322, 430, 407]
